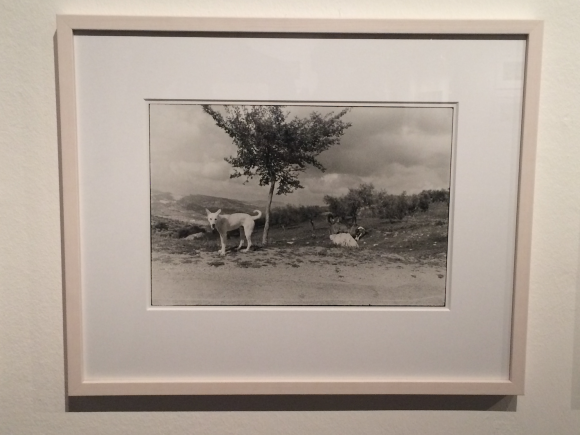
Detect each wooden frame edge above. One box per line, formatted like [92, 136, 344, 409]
[57, 15, 84, 398]
[57, 14, 543, 35]
[70, 380, 520, 397]
[508, 19, 543, 395]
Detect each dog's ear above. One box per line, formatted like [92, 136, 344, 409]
[216, 209, 221, 215]
[205, 208, 211, 215]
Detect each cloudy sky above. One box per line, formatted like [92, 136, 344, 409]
[149, 104, 453, 205]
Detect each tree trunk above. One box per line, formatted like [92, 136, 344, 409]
[262, 181, 276, 245]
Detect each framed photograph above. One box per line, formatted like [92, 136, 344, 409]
[57, 16, 543, 396]
[149, 102, 454, 307]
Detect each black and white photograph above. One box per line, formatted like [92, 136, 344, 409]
[150, 103, 454, 306]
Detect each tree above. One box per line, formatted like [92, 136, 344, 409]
[345, 183, 377, 223]
[324, 194, 348, 219]
[418, 191, 431, 212]
[202, 105, 351, 244]
[352, 183, 376, 209]
[324, 183, 376, 224]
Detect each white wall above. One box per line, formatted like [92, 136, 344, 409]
[1, 0, 579, 434]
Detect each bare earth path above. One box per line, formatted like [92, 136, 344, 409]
[151, 246, 447, 306]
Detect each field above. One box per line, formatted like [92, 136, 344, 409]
[150, 202, 450, 306]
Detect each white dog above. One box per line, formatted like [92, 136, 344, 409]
[206, 209, 262, 256]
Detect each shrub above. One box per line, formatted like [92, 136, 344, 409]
[270, 204, 321, 228]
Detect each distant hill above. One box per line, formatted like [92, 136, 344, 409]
[178, 194, 262, 215]
[252, 198, 286, 210]
[150, 190, 194, 222]
[150, 190, 284, 224]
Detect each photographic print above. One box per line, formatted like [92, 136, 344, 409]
[150, 103, 454, 306]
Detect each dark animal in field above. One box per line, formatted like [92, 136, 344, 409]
[352, 226, 366, 242]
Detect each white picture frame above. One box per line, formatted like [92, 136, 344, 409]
[57, 15, 543, 396]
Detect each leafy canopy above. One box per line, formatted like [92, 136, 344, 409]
[202, 105, 351, 195]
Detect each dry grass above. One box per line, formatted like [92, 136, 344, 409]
[151, 202, 449, 270]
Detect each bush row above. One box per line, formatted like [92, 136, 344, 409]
[323, 183, 449, 222]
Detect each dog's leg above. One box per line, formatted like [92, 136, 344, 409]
[242, 221, 254, 252]
[236, 228, 245, 251]
[218, 231, 227, 256]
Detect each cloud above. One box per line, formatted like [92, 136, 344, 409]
[168, 160, 230, 181]
[304, 173, 363, 195]
[149, 104, 453, 205]
[317, 106, 452, 178]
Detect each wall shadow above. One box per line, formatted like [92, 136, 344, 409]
[68, 394, 516, 412]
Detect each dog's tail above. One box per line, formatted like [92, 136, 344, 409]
[251, 210, 262, 220]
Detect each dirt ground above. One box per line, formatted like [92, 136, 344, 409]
[150, 201, 449, 306]
[151, 245, 447, 306]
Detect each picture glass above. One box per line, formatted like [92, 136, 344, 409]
[150, 103, 454, 306]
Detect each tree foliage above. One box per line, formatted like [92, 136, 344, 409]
[324, 183, 377, 223]
[324, 184, 450, 222]
[270, 205, 322, 229]
[202, 105, 351, 244]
